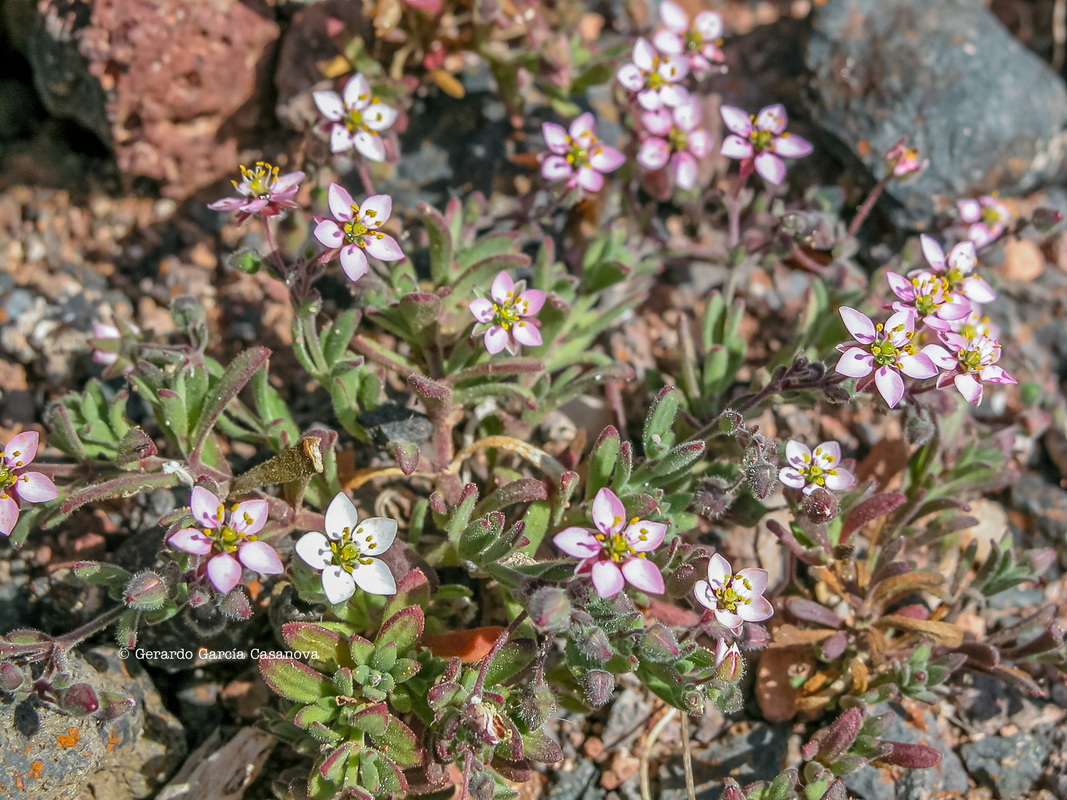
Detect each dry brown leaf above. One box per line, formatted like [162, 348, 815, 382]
[871, 571, 946, 605]
[874, 615, 964, 647]
[768, 624, 837, 648]
[318, 55, 353, 79]
[849, 659, 869, 694]
[429, 69, 466, 98]
[756, 649, 803, 722]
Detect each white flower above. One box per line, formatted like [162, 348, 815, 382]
[295, 492, 397, 603]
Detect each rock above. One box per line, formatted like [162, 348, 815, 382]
[960, 732, 1049, 799]
[0, 646, 185, 800]
[547, 759, 598, 800]
[659, 721, 789, 798]
[1010, 472, 1067, 544]
[843, 702, 968, 800]
[10, 0, 282, 199]
[805, 0, 1067, 223]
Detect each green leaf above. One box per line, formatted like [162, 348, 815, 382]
[483, 639, 535, 685]
[190, 347, 271, 456]
[585, 426, 620, 501]
[281, 623, 350, 667]
[642, 387, 681, 459]
[259, 658, 334, 704]
[420, 202, 454, 284]
[376, 606, 425, 655]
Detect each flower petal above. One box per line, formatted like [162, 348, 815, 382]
[511, 320, 542, 347]
[622, 558, 664, 594]
[720, 135, 753, 160]
[356, 517, 397, 555]
[638, 138, 671, 171]
[814, 441, 841, 465]
[785, 440, 811, 468]
[239, 540, 284, 575]
[954, 372, 983, 405]
[771, 133, 812, 158]
[592, 487, 626, 535]
[738, 595, 774, 622]
[754, 151, 786, 185]
[632, 38, 657, 70]
[340, 246, 370, 282]
[659, 82, 689, 107]
[313, 90, 344, 121]
[720, 106, 753, 137]
[364, 233, 404, 261]
[839, 306, 877, 343]
[569, 112, 596, 142]
[695, 11, 723, 39]
[4, 431, 39, 466]
[898, 352, 937, 379]
[354, 130, 386, 162]
[322, 566, 356, 605]
[190, 486, 223, 529]
[874, 366, 906, 408]
[835, 347, 875, 378]
[707, 552, 732, 586]
[553, 526, 601, 559]
[0, 495, 18, 536]
[314, 219, 345, 248]
[541, 155, 573, 181]
[328, 183, 355, 221]
[168, 527, 213, 555]
[688, 130, 713, 157]
[824, 469, 855, 491]
[295, 531, 333, 570]
[517, 289, 546, 316]
[779, 468, 807, 489]
[755, 104, 787, 134]
[920, 344, 955, 371]
[13, 472, 57, 503]
[616, 63, 645, 92]
[352, 558, 396, 595]
[672, 152, 698, 190]
[652, 29, 684, 55]
[490, 271, 514, 304]
[576, 166, 605, 192]
[484, 325, 509, 354]
[231, 499, 269, 535]
[591, 560, 625, 598]
[641, 108, 673, 137]
[736, 567, 769, 596]
[207, 553, 243, 594]
[324, 492, 360, 538]
[589, 144, 625, 173]
[542, 122, 570, 154]
[624, 520, 667, 552]
[363, 103, 398, 132]
[693, 579, 716, 611]
[659, 0, 688, 33]
[920, 235, 946, 270]
[957, 199, 981, 222]
[342, 73, 371, 109]
[330, 125, 355, 153]
[469, 298, 495, 323]
[962, 275, 996, 303]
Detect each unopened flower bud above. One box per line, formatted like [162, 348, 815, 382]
[469, 771, 495, 800]
[692, 476, 735, 520]
[0, 662, 25, 692]
[715, 642, 744, 682]
[878, 741, 942, 769]
[1031, 207, 1063, 232]
[640, 624, 681, 662]
[528, 587, 572, 633]
[187, 586, 212, 608]
[578, 627, 613, 664]
[218, 588, 252, 621]
[583, 669, 615, 707]
[884, 137, 927, 180]
[515, 681, 556, 729]
[1029, 548, 1056, 575]
[721, 779, 746, 800]
[743, 449, 777, 501]
[124, 571, 167, 611]
[802, 487, 839, 524]
[904, 406, 936, 447]
[59, 683, 100, 715]
[665, 558, 702, 598]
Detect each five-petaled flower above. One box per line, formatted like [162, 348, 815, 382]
[933, 331, 1016, 406]
[313, 184, 404, 282]
[835, 307, 946, 408]
[779, 440, 855, 496]
[917, 235, 996, 304]
[652, 0, 726, 78]
[208, 162, 304, 224]
[167, 487, 284, 594]
[552, 487, 667, 599]
[541, 113, 626, 192]
[314, 73, 398, 161]
[616, 38, 690, 111]
[91, 320, 141, 373]
[469, 271, 547, 355]
[886, 270, 971, 332]
[720, 104, 813, 185]
[637, 99, 713, 190]
[884, 137, 928, 179]
[694, 553, 772, 629]
[295, 492, 397, 603]
[0, 432, 58, 537]
[957, 195, 1013, 249]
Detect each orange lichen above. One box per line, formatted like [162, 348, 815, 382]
[56, 727, 80, 747]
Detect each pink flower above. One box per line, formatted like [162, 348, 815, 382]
[834, 307, 946, 408]
[91, 321, 141, 372]
[886, 270, 971, 332]
[469, 271, 546, 355]
[694, 553, 772, 629]
[208, 162, 304, 224]
[652, 0, 726, 78]
[313, 184, 404, 282]
[917, 235, 996, 304]
[934, 332, 1016, 406]
[884, 137, 928, 179]
[314, 74, 398, 161]
[616, 38, 690, 111]
[552, 487, 667, 598]
[720, 104, 813, 185]
[637, 99, 713, 190]
[540, 113, 625, 192]
[957, 195, 1013, 248]
[950, 307, 1000, 341]
[167, 486, 283, 595]
[779, 441, 855, 495]
[0, 432, 59, 536]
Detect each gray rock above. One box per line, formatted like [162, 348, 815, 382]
[844, 704, 968, 800]
[805, 0, 1067, 223]
[548, 759, 598, 800]
[960, 732, 1049, 799]
[659, 722, 789, 799]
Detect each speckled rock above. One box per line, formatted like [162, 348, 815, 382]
[960, 732, 1049, 799]
[9, 0, 281, 198]
[0, 646, 185, 800]
[805, 0, 1067, 222]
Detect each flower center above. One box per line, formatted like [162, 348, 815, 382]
[981, 206, 1002, 226]
[668, 127, 689, 152]
[0, 465, 14, 494]
[345, 107, 365, 132]
[566, 138, 591, 167]
[751, 129, 773, 152]
[714, 574, 753, 612]
[237, 162, 279, 199]
[328, 526, 378, 573]
[593, 517, 650, 563]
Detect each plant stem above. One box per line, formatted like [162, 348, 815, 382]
[0, 605, 125, 660]
[847, 176, 889, 239]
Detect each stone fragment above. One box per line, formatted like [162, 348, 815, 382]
[960, 732, 1049, 799]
